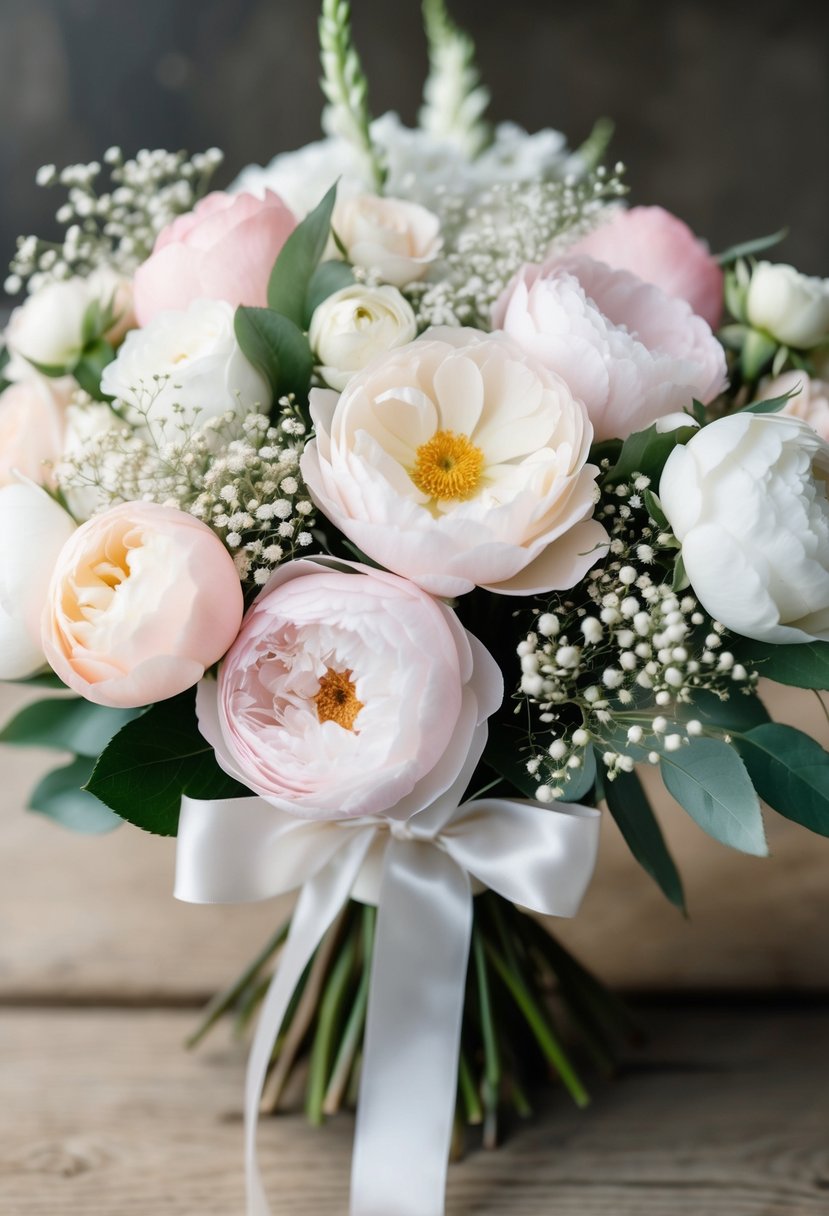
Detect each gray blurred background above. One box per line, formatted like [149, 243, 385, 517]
[0, 0, 827, 304]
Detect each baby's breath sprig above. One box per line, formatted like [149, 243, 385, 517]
[6, 147, 224, 297]
[319, 0, 385, 192]
[407, 164, 627, 329]
[517, 470, 760, 800]
[419, 0, 491, 159]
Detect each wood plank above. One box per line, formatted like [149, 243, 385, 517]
[2, 682, 829, 999]
[2, 1005, 829, 1213]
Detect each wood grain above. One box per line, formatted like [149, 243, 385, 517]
[2, 681, 829, 999]
[2, 1004, 829, 1214]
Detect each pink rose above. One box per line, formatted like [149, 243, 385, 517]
[761, 370, 829, 443]
[493, 255, 727, 441]
[133, 190, 296, 325]
[42, 502, 244, 708]
[197, 558, 503, 820]
[301, 328, 608, 599]
[568, 206, 724, 329]
[0, 377, 71, 488]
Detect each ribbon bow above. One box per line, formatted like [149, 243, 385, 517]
[175, 790, 600, 1216]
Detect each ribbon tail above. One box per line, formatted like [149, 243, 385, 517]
[350, 839, 472, 1216]
[246, 828, 374, 1216]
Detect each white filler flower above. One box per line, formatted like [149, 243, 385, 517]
[660, 412, 829, 643]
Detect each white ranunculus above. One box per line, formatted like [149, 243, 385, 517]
[309, 285, 417, 390]
[5, 268, 134, 381]
[746, 262, 829, 350]
[659, 412, 829, 643]
[100, 299, 270, 443]
[0, 483, 76, 679]
[333, 194, 442, 288]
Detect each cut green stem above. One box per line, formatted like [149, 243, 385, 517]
[186, 918, 289, 1049]
[306, 918, 359, 1125]
[323, 906, 375, 1115]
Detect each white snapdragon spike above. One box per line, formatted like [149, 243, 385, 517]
[0, 483, 76, 680]
[309, 285, 417, 390]
[660, 413, 829, 643]
[197, 558, 503, 820]
[300, 328, 609, 598]
[100, 299, 270, 444]
[493, 255, 727, 441]
[746, 262, 829, 350]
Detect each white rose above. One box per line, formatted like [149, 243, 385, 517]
[0, 483, 76, 679]
[309, 285, 417, 390]
[333, 194, 442, 288]
[99, 299, 270, 443]
[746, 262, 829, 349]
[6, 268, 134, 380]
[659, 412, 829, 643]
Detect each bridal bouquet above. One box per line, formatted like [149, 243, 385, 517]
[3, 0, 829, 1212]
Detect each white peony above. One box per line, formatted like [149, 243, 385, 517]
[301, 328, 608, 599]
[100, 299, 270, 443]
[333, 194, 442, 288]
[0, 483, 76, 679]
[746, 262, 829, 350]
[309, 285, 417, 390]
[659, 412, 829, 643]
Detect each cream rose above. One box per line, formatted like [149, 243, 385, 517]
[197, 558, 502, 820]
[0, 484, 76, 679]
[42, 501, 244, 707]
[333, 194, 442, 287]
[746, 262, 829, 350]
[659, 413, 829, 643]
[300, 328, 608, 598]
[309, 284, 417, 390]
[0, 377, 72, 488]
[99, 299, 270, 443]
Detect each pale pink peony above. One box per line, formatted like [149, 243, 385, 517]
[300, 328, 609, 599]
[42, 502, 244, 708]
[761, 370, 829, 443]
[493, 255, 727, 441]
[133, 190, 296, 325]
[197, 558, 503, 820]
[0, 377, 71, 488]
[568, 206, 724, 329]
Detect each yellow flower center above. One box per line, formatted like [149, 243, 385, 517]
[314, 668, 364, 732]
[411, 430, 484, 502]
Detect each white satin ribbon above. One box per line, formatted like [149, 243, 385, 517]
[175, 793, 601, 1216]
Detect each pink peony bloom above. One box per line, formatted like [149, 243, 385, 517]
[568, 206, 724, 329]
[133, 190, 296, 325]
[42, 502, 244, 708]
[493, 255, 727, 441]
[761, 370, 829, 443]
[0, 377, 71, 488]
[301, 328, 608, 599]
[197, 558, 503, 820]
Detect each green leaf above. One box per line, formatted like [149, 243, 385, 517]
[72, 337, 115, 400]
[29, 755, 122, 833]
[85, 688, 249, 837]
[730, 639, 829, 690]
[734, 723, 829, 838]
[642, 488, 668, 529]
[604, 422, 698, 486]
[305, 259, 355, 323]
[681, 688, 770, 734]
[671, 552, 689, 593]
[557, 744, 597, 803]
[0, 697, 140, 757]
[482, 728, 539, 799]
[742, 388, 797, 415]
[740, 328, 778, 382]
[267, 183, 338, 326]
[574, 116, 614, 172]
[715, 228, 788, 266]
[234, 307, 312, 402]
[659, 736, 767, 856]
[7, 671, 67, 690]
[603, 767, 685, 910]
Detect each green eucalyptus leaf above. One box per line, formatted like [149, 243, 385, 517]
[715, 228, 788, 266]
[734, 723, 829, 838]
[603, 766, 685, 911]
[681, 688, 770, 734]
[306, 259, 356, 323]
[659, 736, 767, 856]
[556, 744, 597, 803]
[482, 727, 539, 799]
[85, 687, 249, 837]
[730, 639, 829, 690]
[234, 307, 312, 402]
[0, 697, 140, 757]
[29, 755, 122, 834]
[267, 183, 338, 326]
[605, 422, 698, 486]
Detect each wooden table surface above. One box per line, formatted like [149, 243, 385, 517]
[3, 681, 829, 1213]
